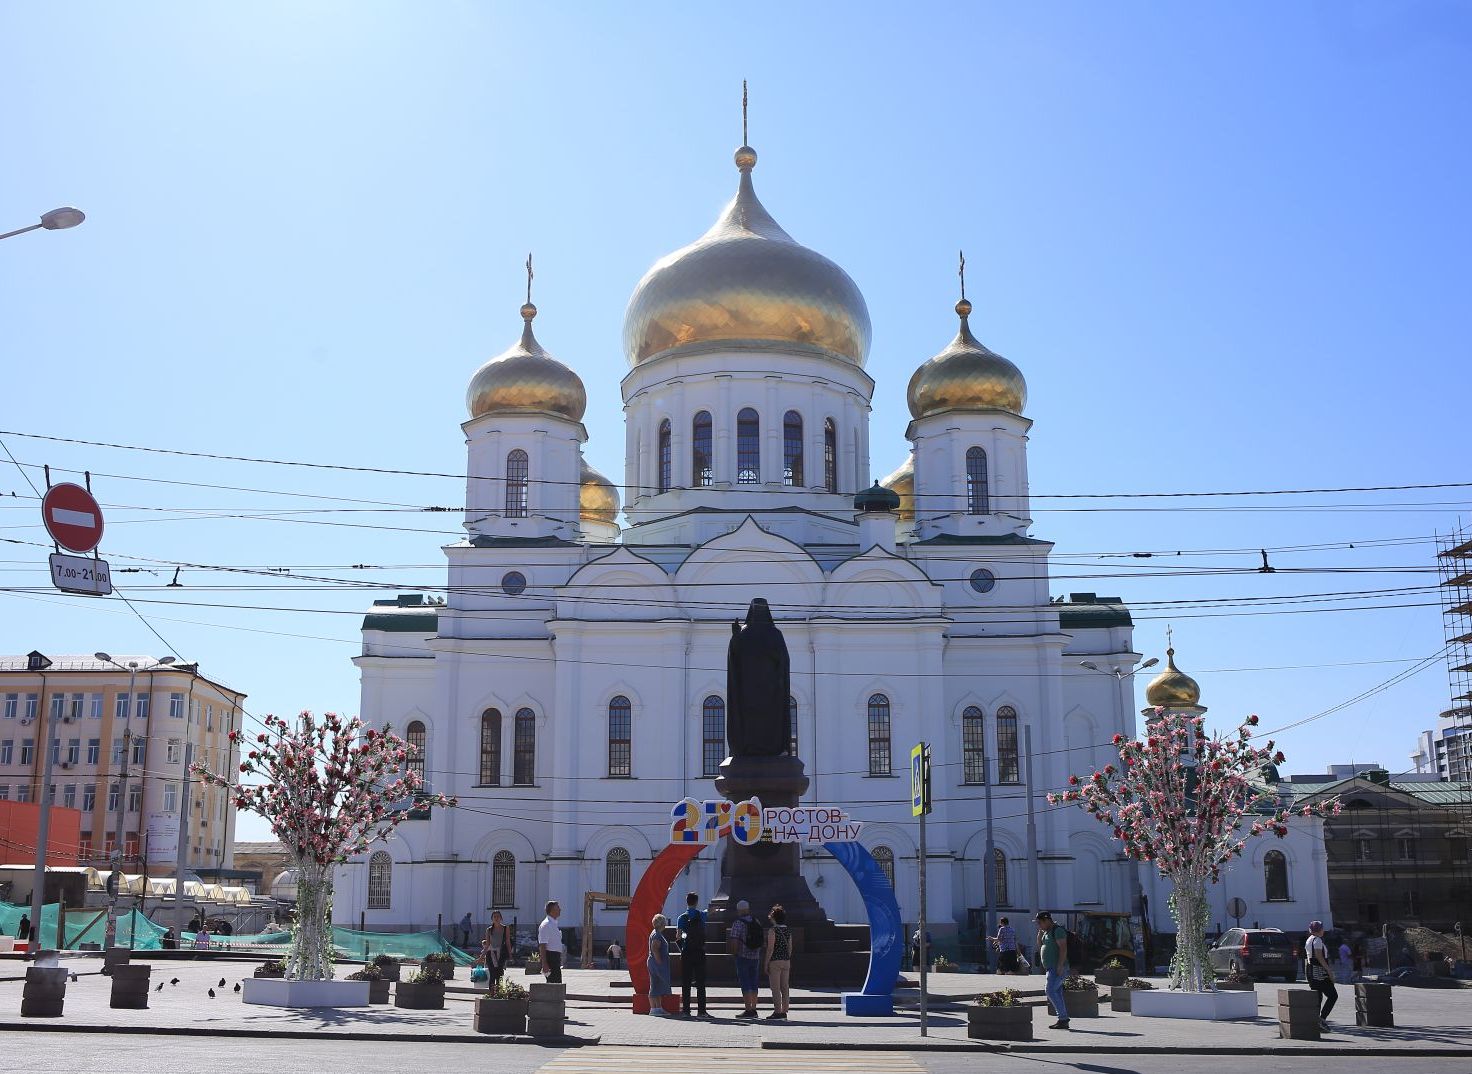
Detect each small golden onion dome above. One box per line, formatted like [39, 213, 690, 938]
[906, 299, 1027, 418]
[879, 455, 915, 521]
[1145, 647, 1202, 708]
[623, 145, 871, 368]
[579, 457, 620, 525]
[467, 302, 587, 422]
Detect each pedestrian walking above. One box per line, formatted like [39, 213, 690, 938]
[17, 914, 30, 941]
[762, 904, 792, 1020]
[160, 926, 176, 950]
[459, 912, 473, 948]
[481, 910, 511, 990]
[193, 925, 211, 957]
[539, 900, 565, 983]
[647, 914, 672, 1016]
[607, 941, 623, 971]
[1337, 938, 1353, 984]
[1035, 911, 1070, 1030]
[992, 917, 1019, 974]
[676, 891, 709, 1017]
[728, 898, 764, 1019]
[1305, 920, 1337, 1028]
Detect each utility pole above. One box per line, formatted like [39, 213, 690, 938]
[911, 742, 932, 1036]
[100, 656, 140, 952]
[175, 662, 200, 939]
[1024, 725, 1040, 971]
[27, 656, 53, 958]
[983, 752, 996, 971]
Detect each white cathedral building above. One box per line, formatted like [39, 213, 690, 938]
[334, 138, 1325, 951]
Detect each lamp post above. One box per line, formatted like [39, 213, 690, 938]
[174, 664, 201, 940]
[0, 207, 85, 242]
[95, 653, 173, 950]
[1079, 656, 1159, 973]
[27, 652, 53, 958]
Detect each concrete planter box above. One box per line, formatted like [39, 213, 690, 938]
[967, 1004, 1032, 1041]
[1049, 990, 1101, 1018]
[375, 962, 402, 982]
[242, 978, 371, 1008]
[109, 963, 152, 1009]
[1218, 978, 1255, 991]
[358, 979, 390, 1004]
[1095, 967, 1129, 987]
[253, 966, 285, 979]
[1133, 989, 1258, 1020]
[21, 966, 67, 1017]
[1355, 982, 1393, 1028]
[422, 960, 456, 980]
[474, 996, 528, 1034]
[1110, 985, 1152, 1012]
[1278, 988, 1322, 1040]
[394, 979, 446, 1010]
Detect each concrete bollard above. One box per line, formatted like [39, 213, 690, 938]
[1355, 981, 1393, 1028]
[21, 967, 68, 1018]
[527, 981, 566, 1037]
[1277, 989, 1321, 1040]
[110, 963, 152, 1009]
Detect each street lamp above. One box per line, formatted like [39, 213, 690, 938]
[0, 207, 86, 242]
[1079, 657, 1159, 678]
[94, 653, 174, 950]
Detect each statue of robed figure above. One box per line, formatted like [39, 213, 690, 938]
[726, 597, 791, 758]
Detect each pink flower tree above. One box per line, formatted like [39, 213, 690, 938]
[193, 711, 453, 981]
[1049, 709, 1339, 992]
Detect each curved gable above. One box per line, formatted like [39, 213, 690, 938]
[559, 546, 678, 621]
[675, 517, 825, 612]
[826, 546, 941, 616]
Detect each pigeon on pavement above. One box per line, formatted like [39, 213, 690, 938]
[170, 978, 180, 985]
[208, 988, 216, 998]
[155, 982, 164, 992]
[233, 983, 242, 993]
[69, 973, 78, 983]
[218, 977, 226, 987]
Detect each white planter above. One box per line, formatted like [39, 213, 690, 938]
[242, 978, 372, 1008]
[1131, 989, 1258, 1021]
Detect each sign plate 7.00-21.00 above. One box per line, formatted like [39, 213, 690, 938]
[49, 552, 112, 596]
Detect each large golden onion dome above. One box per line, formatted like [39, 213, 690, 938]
[623, 145, 871, 368]
[907, 299, 1027, 419]
[879, 455, 915, 521]
[579, 457, 620, 525]
[1145, 647, 1202, 708]
[467, 302, 587, 422]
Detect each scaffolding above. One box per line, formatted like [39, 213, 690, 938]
[1437, 525, 1472, 778]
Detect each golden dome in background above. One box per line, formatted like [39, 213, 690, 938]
[1145, 647, 1202, 708]
[579, 457, 620, 525]
[467, 302, 587, 422]
[879, 454, 915, 521]
[623, 145, 871, 368]
[907, 298, 1027, 419]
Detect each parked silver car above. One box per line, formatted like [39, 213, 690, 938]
[1208, 928, 1299, 981]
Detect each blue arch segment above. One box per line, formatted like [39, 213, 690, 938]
[825, 840, 901, 1015]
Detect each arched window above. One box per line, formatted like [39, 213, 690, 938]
[995, 706, 1019, 783]
[606, 847, 631, 898]
[505, 449, 530, 518]
[492, 850, 516, 908]
[962, 706, 986, 784]
[657, 420, 672, 494]
[513, 708, 536, 786]
[405, 720, 426, 785]
[736, 407, 760, 484]
[367, 850, 392, 909]
[873, 845, 894, 889]
[783, 410, 804, 486]
[1264, 849, 1289, 902]
[867, 694, 892, 776]
[608, 696, 632, 778]
[702, 695, 725, 777]
[966, 446, 989, 515]
[992, 848, 1008, 907]
[479, 709, 502, 786]
[692, 411, 713, 487]
[823, 418, 837, 493]
[787, 696, 798, 758]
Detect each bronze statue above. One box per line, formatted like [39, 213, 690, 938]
[726, 597, 792, 757]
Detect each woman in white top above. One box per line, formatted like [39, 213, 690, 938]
[1304, 920, 1337, 1027]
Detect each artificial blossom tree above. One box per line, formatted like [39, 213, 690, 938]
[1049, 708, 1339, 992]
[194, 711, 453, 981]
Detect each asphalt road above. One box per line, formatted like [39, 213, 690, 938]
[2, 1035, 1468, 1074]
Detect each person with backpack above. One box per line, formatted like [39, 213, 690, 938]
[762, 904, 792, 1020]
[1035, 911, 1070, 1031]
[676, 891, 709, 1017]
[727, 898, 764, 1018]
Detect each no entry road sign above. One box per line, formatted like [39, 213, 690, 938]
[42, 482, 104, 552]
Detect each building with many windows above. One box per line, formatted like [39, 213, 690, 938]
[335, 136, 1318, 950]
[0, 653, 244, 875]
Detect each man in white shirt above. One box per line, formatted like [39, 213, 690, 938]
[538, 900, 564, 983]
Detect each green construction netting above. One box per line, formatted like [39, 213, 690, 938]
[3, 903, 471, 963]
[0, 902, 165, 949]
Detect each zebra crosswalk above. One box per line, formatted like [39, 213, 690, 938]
[536, 1045, 926, 1074]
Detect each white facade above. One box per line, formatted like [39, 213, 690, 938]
[334, 140, 1310, 951]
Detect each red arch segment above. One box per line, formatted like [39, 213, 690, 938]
[625, 841, 703, 1014]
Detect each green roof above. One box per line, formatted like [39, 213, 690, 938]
[1058, 593, 1132, 629]
[1283, 779, 1472, 806]
[362, 594, 441, 634]
[911, 532, 1050, 547]
[467, 535, 575, 548]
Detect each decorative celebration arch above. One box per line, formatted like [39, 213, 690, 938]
[623, 838, 902, 1016]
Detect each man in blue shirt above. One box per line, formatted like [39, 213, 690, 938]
[676, 891, 709, 1017]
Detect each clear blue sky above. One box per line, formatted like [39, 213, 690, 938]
[2, 2, 1469, 843]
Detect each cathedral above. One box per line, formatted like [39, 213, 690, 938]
[334, 134, 1320, 953]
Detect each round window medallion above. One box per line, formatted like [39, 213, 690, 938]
[968, 568, 997, 594]
[501, 571, 527, 596]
